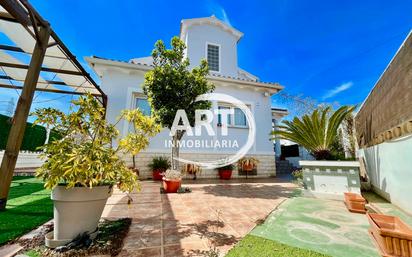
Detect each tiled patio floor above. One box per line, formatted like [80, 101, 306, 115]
[102, 178, 297, 257]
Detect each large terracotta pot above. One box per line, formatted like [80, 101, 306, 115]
[218, 169, 232, 180]
[46, 185, 113, 248]
[162, 178, 181, 193]
[368, 213, 412, 257]
[153, 169, 164, 181]
[344, 192, 366, 214]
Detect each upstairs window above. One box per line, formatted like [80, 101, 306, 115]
[207, 43, 220, 72]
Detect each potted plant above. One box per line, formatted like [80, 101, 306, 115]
[162, 169, 182, 193]
[148, 156, 170, 181]
[238, 157, 259, 178]
[217, 164, 234, 180]
[32, 95, 159, 248]
[182, 163, 201, 180]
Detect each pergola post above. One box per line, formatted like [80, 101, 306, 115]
[0, 25, 50, 210]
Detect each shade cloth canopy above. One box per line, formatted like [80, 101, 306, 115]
[0, 1, 105, 103]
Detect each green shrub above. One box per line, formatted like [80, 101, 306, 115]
[0, 114, 47, 151]
[148, 156, 170, 171]
[292, 169, 303, 180]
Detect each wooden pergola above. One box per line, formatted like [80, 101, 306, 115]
[0, 0, 107, 210]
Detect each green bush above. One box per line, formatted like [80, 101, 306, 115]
[292, 169, 303, 180]
[0, 114, 46, 151]
[148, 156, 170, 171]
[0, 114, 62, 151]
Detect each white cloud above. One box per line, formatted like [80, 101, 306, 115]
[322, 81, 353, 100]
[220, 7, 231, 26]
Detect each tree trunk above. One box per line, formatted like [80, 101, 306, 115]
[45, 127, 51, 145]
[171, 131, 184, 170]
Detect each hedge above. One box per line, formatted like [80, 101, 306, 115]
[0, 114, 48, 151]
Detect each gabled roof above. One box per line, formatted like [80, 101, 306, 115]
[86, 56, 283, 92]
[180, 15, 244, 42]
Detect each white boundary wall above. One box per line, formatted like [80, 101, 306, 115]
[358, 135, 412, 214]
[0, 151, 43, 169]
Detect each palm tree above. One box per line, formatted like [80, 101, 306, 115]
[272, 106, 355, 160]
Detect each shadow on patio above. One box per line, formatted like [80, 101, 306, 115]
[102, 178, 296, 256]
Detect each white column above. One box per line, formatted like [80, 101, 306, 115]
[273, 118, 282, 157]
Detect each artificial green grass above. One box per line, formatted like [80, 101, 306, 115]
[0, 176, 52, 245]
[226, 235, 331, 257]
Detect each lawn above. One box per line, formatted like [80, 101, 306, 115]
[226, 235, 330, 257]
[0, 176, 52, 245]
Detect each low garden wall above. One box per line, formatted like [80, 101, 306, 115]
[4, 150, 277, 179]
[0, 151, 43, 175]
[128, 152, 276, 179]
[300, 160, 361, 199]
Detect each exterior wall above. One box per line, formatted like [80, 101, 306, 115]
[355, 32, 412, 214]
[125, 152, 276, 179]
[358, 136, 412, 214]
[95, 66, 277, 178]
[98, 67, 275, 155]
[183, 24, 238, 77]
[100, 69, 146, 132]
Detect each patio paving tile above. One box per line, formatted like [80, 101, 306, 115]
[118, 247, 162, 257]
[102, 178, 296, 256]
[163, 242, 208, 257]
[122, 230, 162, 249]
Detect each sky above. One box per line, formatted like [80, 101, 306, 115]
[0, 0, 411, 119]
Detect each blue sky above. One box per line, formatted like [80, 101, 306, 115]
[0, 0, 411, 118]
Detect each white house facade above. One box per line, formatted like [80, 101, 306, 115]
[86, 16, 284, 179]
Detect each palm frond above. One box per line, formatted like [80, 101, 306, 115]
[271, 105, 354, 159]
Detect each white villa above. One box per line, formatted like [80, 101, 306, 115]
[86, 16, 286, 179]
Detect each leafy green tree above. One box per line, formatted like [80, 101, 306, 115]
[272, 106, 355, 160]
[143, 37, 215, 169]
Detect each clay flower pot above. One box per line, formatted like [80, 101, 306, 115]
[367, 213, 412, 257]
[162, 178, 181, 193]
[152, 169, 164, 181]
[242, 163, 254, 172]
[218, 169, 232, 180]
[344, 192, 367, 214]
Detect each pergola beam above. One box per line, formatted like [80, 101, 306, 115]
[0, 25, 51, 210]
[1, 0, 31, 26]
[0, 75, 97, 89]
[0, 61, 83, 76]
[0, 83, 102, 97]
